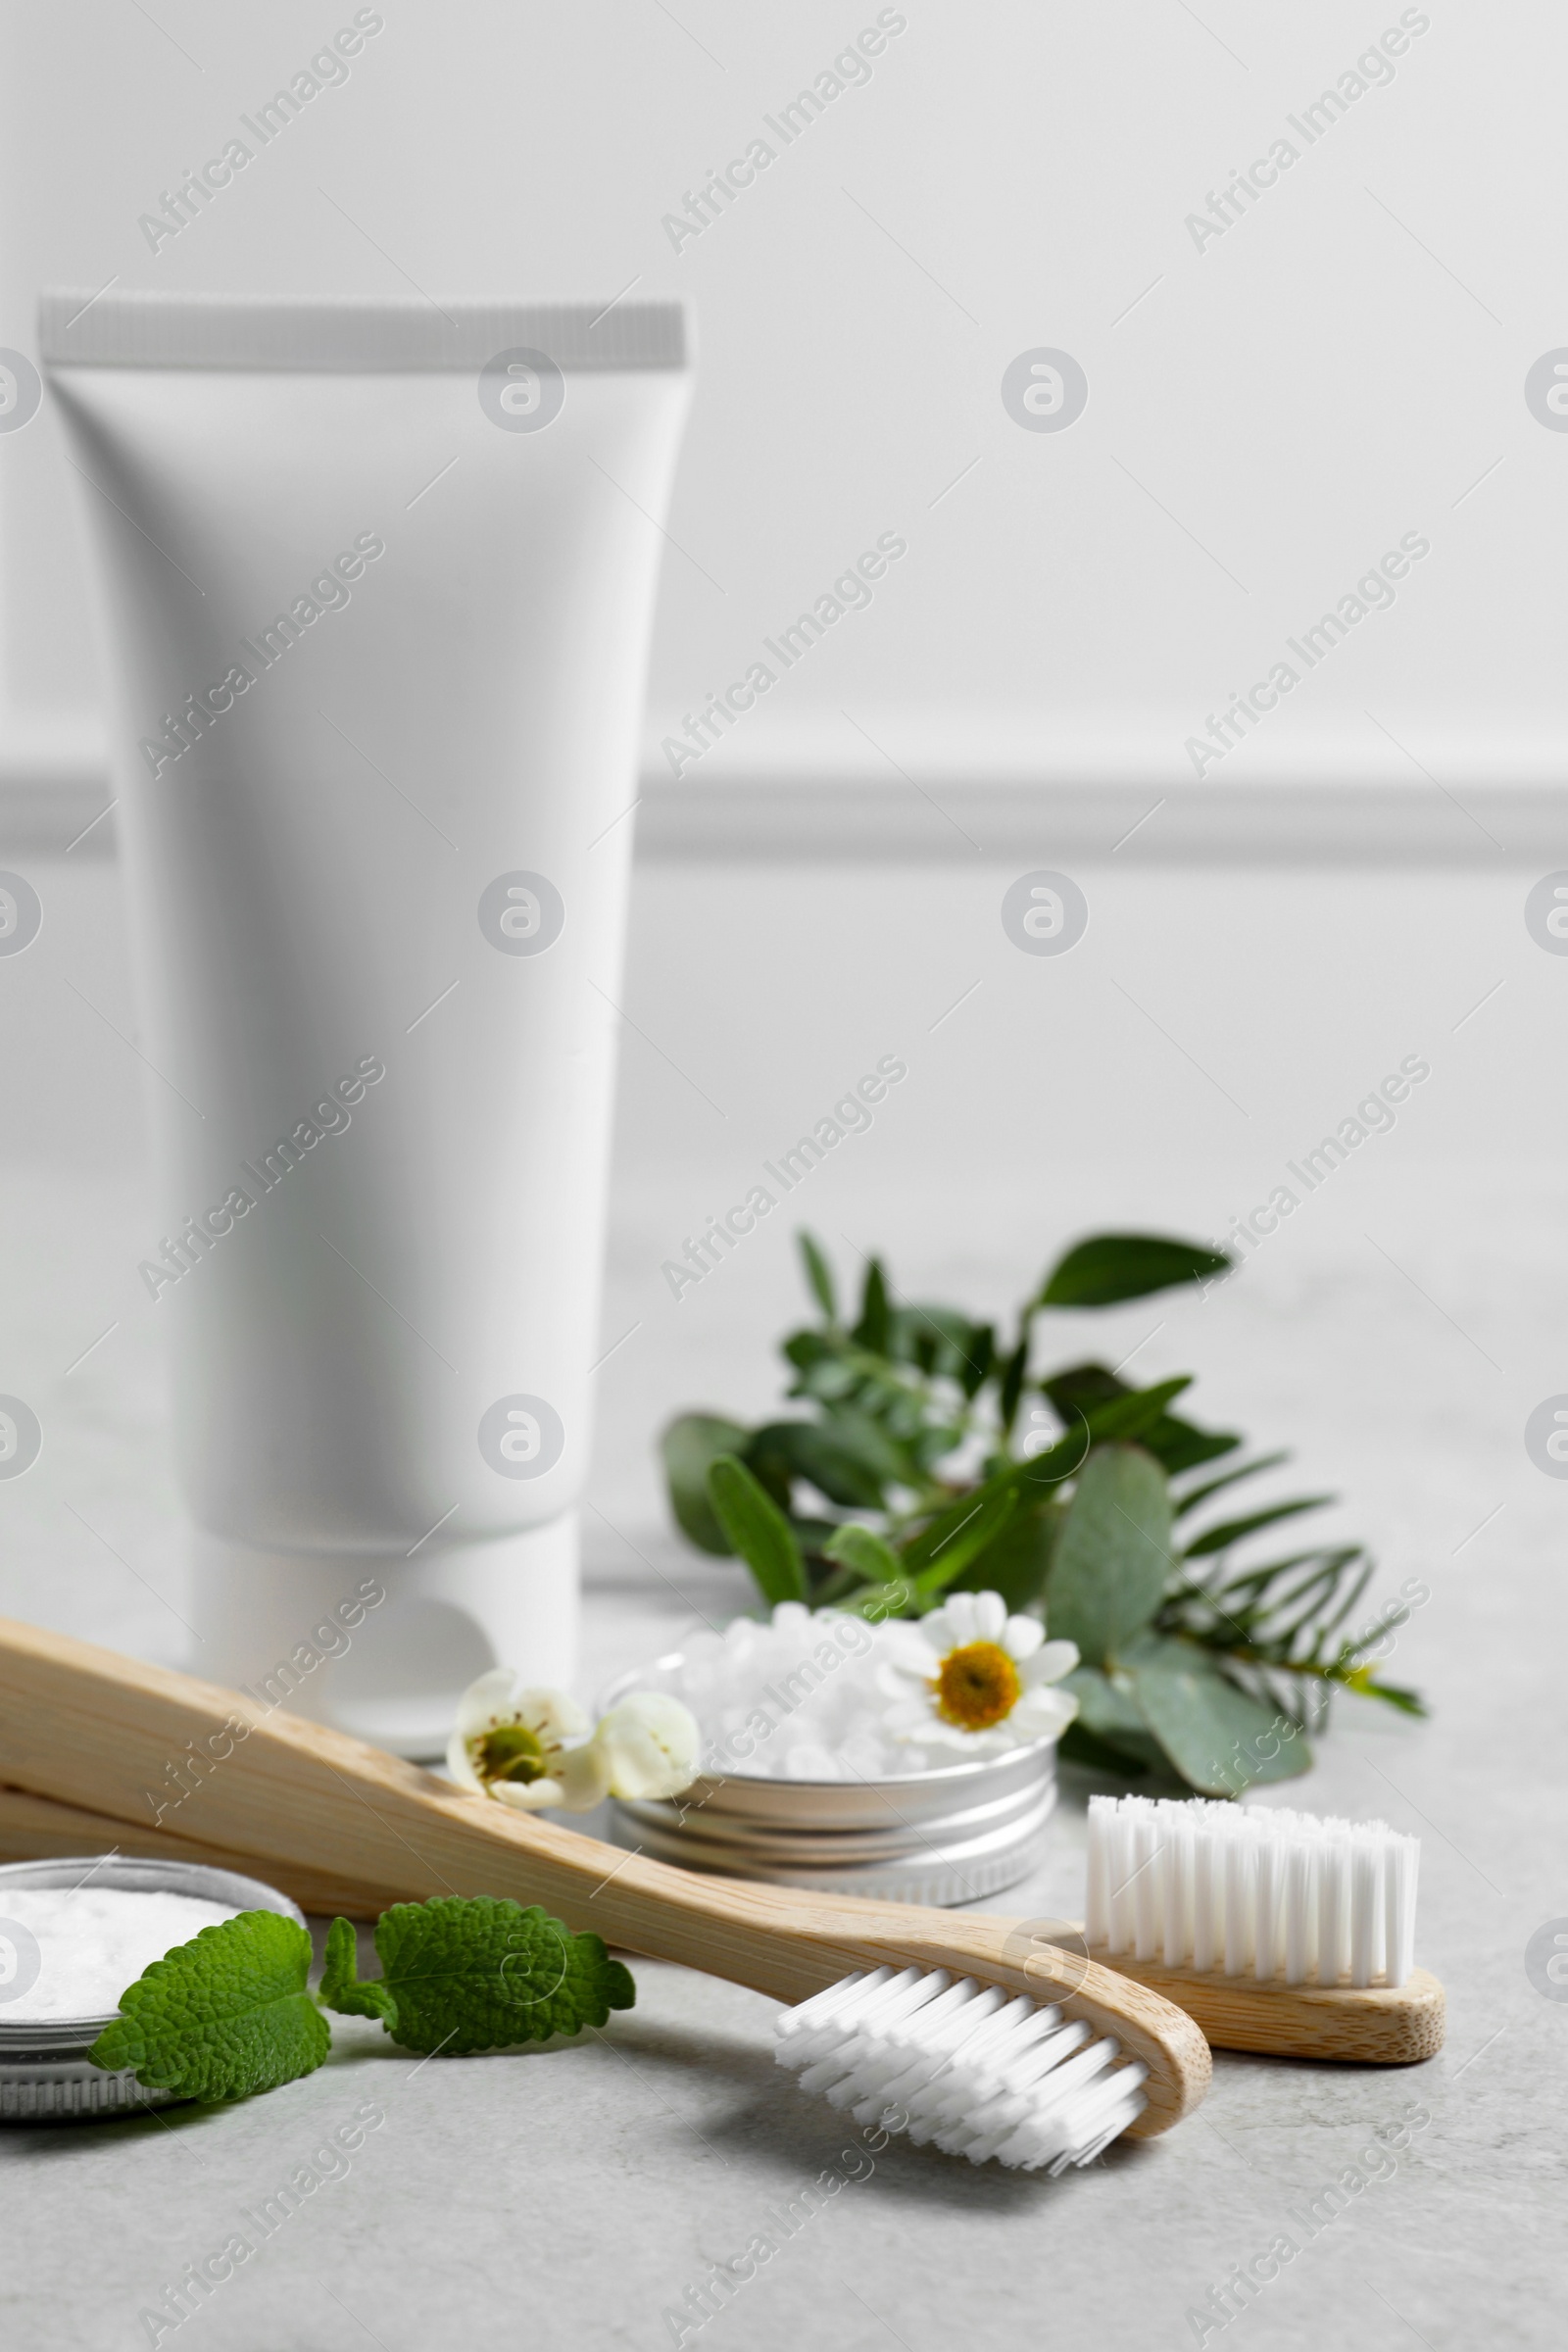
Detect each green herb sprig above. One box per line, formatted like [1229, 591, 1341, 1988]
[661, 1230, 1425, 1797]
[89, 1898, 633, 2105]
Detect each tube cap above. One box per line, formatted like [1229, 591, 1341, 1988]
[189, 1516, 578, 1761]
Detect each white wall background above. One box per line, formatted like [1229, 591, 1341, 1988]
[3, 0, 1567, 799]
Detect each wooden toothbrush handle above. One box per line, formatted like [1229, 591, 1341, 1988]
[0, 1617, 1209, 2133]
[0, 1783, 409, 1922]
[1083, 1940, 1446, 2065]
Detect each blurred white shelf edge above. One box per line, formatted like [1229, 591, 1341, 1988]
[1, 753, 1563, 865]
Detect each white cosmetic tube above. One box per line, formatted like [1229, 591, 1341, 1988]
[41, 293, 692, 1756]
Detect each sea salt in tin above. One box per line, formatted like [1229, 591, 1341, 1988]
[0, 1855, 304, 2123]
[601, 1659, 1058, 1906]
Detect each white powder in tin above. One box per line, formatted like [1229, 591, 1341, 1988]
[0, 1888, 240, 2021]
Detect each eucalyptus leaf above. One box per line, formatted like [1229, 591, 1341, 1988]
[1044, 1445, 1171, 1665]
[1057, 1721, 1156, 1776]
[1058, 1665, 1170, 1776]
[1123, 1637, 1312, 1795]
[660, 1225, 1423, 1792]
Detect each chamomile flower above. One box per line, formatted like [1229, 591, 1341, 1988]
[447, 1671, 610, 1813]
[594, 1690, 703, 1801]
[879, 1591, 1080, 1755]
[448, 1673, 703, 1812]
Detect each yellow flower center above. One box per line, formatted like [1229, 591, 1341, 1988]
[473, 1723, 549, 1786]
[933, 1641, 1021, 1732]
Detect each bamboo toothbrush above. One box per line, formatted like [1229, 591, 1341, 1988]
[1077, 1794, 1445, 2064]
[774, 1966, 1153, 2170]
[0, 1616, 1209, 2158]
[0, 1782, 408, 1920]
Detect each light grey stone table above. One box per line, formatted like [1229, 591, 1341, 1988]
[1, 1150, 1565, 2352]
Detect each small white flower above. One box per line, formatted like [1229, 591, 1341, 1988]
[878, 1590, 1080, 1756]
[446, 1669, 610, 1813]
[594, 1690, 703, 1801]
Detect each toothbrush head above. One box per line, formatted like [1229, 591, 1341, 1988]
[774, 1964, 1150, 2174]
[1086, 1793, 1420, 1989]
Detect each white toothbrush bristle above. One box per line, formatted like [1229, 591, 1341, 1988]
[774, 1971, 1148, 2173]
[1085, 1795, 1420, 1988]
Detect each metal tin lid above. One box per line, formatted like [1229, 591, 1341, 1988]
[0, 1854, 304, 2123]
[601, 1661, 1059, 1906]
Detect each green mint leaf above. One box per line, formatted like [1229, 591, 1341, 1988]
[318, 1915, 398, 2028]
[707, 1453, 808, 1604]
[88, 1910, 328, 2102]
[322, 1897, 634, 2056]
